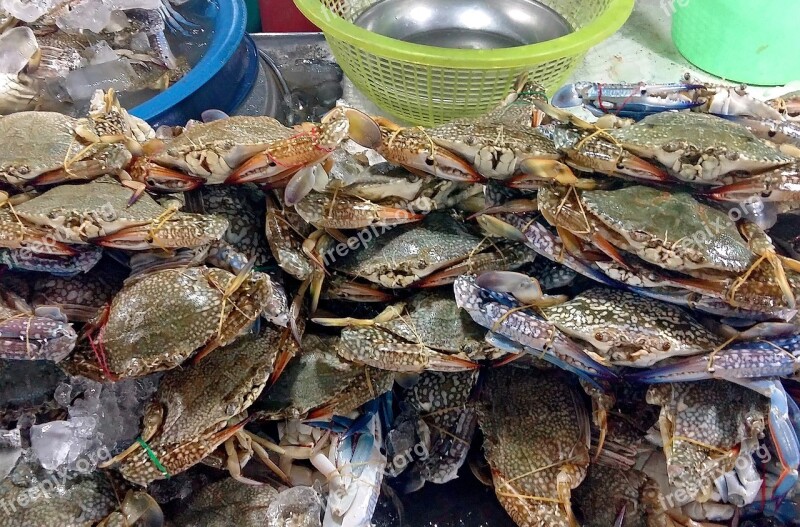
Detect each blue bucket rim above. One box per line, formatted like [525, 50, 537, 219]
[130, 0, 246, 121]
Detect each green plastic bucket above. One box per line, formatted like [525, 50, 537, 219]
[672, 0, 800, 86]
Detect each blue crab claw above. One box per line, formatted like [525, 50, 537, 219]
[736, 379, 800, 503]
[628, 335, 800, 384]
[454, 274, 618, 389]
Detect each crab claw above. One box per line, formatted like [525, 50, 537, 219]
[130, 157, 206, 193]
[323, 278, 393, 303]
[344, 108, 383, 150]
[94, 215, 229, 251]
[406, 148, 484, 183]
[476, 271, 548, 305]
[225, 153, 300, 186]
[708, 168, 800, 202]
[508, 159, 588, 188]
[284, 165, 326, 206]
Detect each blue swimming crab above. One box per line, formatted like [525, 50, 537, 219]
[9, 176, 229, 251]
[347, 85, 577, 185]
[453, 274, 617, 387]
[538, 184, 800, 310]
[314, 290, 488, 373]
[326, 211, 532, 289]
[537, 285, 726, 367]
[255, 332, 395, 421]
[0, 457, 163, 527]
[0, 288, 77, 362]
[632, 335, 800, 505]
[84, 259, 283, 379]
[477, 367, 590, 527]
[0, 89, 152, 193]
[104, 328, 287, 486]
[536, 100, 792, 185]
[132, 107, 358, 205]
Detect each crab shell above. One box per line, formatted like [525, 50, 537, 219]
[99, 266, 274, 378]
[608, 112, 792, 184]
[477, 367, 590, 527]
[13, 177, 229, 250]
[0, 111, 133, 187]
[542, 288, 724, 367]
[116, 331, 282, 485]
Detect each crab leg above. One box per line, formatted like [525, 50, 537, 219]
[628, 335, 800, 384]
[454, 275, 617, 388]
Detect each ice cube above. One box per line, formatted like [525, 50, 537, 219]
[30, 420, 89, 471]
[54, 382, 72, 407]
[0, 0, 56, 23]
[55, 0, 112, 33]
[0, 27, 39, 75]
[88, 41, 120, 65]
[65, 59, 137, 101]
[266, 486, 323, 527]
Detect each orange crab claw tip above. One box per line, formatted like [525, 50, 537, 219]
[704, 181, 753, 200]
[623, 155, 670, 182]
[670, 276, 727, 295]
[434, 354, 480, 371]
[134, 163, 205, 192]
[226, 153, 273, 184]
[490, 353, 525, 368]
[306, 403, 335, 420]
[376, 207, 425, 224]
[345, 109, 383, 148]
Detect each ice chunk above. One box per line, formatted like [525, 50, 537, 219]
[0, 0, 56, 23]
[267, 486, 323, 527]
[30, 420, 90, 471]
[55, 0, 112, 33]
[130, 31, 152, 53]
[88, 41, 120, 65]
[0, 27, 39, 75]
[31, 374, 159, 472]
[65, 59, 136, 102]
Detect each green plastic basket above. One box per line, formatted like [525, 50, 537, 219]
[294, 0, 634, 126]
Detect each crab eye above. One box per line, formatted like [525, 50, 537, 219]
[616, 162, 625, 170]
[761, 190, 772, 198]
[425, 156, 435, 166]
[594, 332, 605, 342]
[661, 342, 671, 351]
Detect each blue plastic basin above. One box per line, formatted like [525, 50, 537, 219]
[130, 0, 259, 127]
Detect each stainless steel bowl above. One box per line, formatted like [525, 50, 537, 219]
[353, 0, 573, 49]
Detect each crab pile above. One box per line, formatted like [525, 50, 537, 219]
[1, 80, 800, 527]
